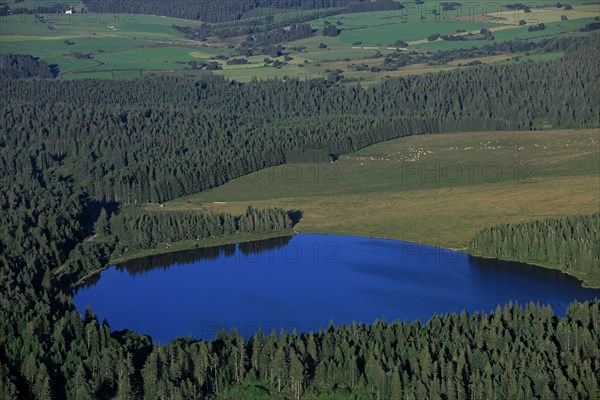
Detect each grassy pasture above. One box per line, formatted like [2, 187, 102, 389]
[417, 17, 600, 50]
[0, 13, 207, 74]
[306, 0, 600, 47]
[339, 53, 516, 83]
[160, 129, 600, 250]
[339, 19, 498, 45]
[91, 46, 198, 71]
[0, 13, 199, 38]
[0, 1, 598, 80]
[7, 36, 149, 53]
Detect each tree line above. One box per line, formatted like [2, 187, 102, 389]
[0, 54, 57, 79]
[0, 2, 72, 16]
[354, 34, 590, 72]
[136, 301, 600, 400]
[81, 0, 399, 23]
[56, 204, 295, 283]
[110, 206, 293, 249]
[172, 10, 338, 43]
[169, 0, 402, 50]
[470, 213, 600, 286]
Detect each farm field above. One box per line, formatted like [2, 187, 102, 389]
[1, 0, 598, 80]
[160, 129, 600, 250]
[307, 1, 600, 48]
[417, 17, 599, 50]
[0, 13, 208, 74]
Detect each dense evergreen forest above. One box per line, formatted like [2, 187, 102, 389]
[56, 205, 296, 282]
[1, 27, 599, 400]
[111, 207, 293, 249]
[0, 2, 73, 16]
[81, 0, 398, 23]
[130, 301, 600, 400]
[0, 54, 57, 80]
[2, 36, 598, 205]
[470, 214, 600, 287]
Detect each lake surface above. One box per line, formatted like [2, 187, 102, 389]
[74, 234, 600, 343]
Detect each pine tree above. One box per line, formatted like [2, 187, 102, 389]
[94, 208, 110, 236]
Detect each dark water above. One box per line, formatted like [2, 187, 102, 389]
[74, 234, 599, 343]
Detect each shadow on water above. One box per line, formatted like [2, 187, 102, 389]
[468, 254, 570, 281]
[239, 235, 293, 256]
[467, 254, 600, 296]
[115, 235, 293, 277]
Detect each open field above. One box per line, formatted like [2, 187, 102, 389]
[0, 13, 208, 74]
[307, 1, 600, 48]
[417, 17, 599, 50]
[158, 129, 600, 251]
[1, 0, 598, 80]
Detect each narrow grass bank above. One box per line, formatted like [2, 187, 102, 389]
[72, 229, 295, 287]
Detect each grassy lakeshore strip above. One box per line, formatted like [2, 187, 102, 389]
[72, 229, 295, 287]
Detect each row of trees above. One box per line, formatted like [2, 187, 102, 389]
[470, 214, 600, 283]
[357, 34, 589, 72]
[581, 21, 600, 32]
[110, 206, 293, 248]
[59, 205, 294, 280]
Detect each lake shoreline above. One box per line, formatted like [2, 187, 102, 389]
[73, 233, 600, 343]
[71, 229, 296, 287]
[466, 252, 600, 289]
[77, 229, 600, 290]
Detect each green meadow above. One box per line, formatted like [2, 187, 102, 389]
[160, 129, 600, 250]
[0, 13, 207, 74]
[417, 17, 600, 50]
[0, 1, 598, 80]
[339, 19, 498, 45]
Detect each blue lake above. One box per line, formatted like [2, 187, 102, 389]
[74, 234, 600, 343]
